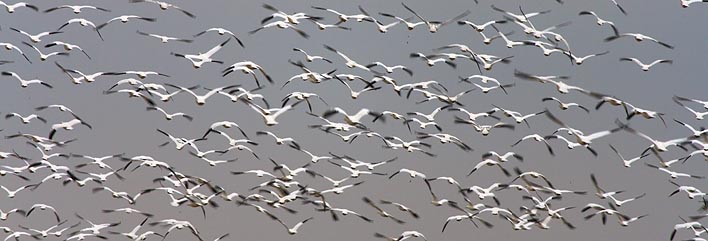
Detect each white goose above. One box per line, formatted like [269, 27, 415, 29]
[449, 107, 498, 121]
[119, 70, 170, 79]
[454, 118, 515, 136]
[512, 134, 555, 156]
[274, 217, 312, 235]
[681, 0, 708, 7]
[468, 159, 509, 176]
[282, 92, 328, 112]
[620, 57, 672, 71]
[165, 83, 238, 105]
[624, 126, 686, 153]
[146, 106, 192, 121]
[309, 20, 351, 31]
[410, 52, 456, 68]
[389, 168, 427, 180]
[129, 0, 195, 18]
[57, 18, 103, 40]
[357, 8, 399, 33]
[0, 1, 37, 13]
[73, 153, 122, 170]
[44, 5, 110, 14]
[366, 62, 413, 76]
[3, 231, 35, 241]
[670, 181, 706, 199]
[109, 217, 148, 239]
[491, 5, 550, 23]
[336, 77, 381, 99]
[402, 2, 470, 33]
[156, 129, 203, 150]
[498, 31, 527, 48]
[609, 144, 649, 168]
[675, 101, 708, 120]
[516, 70, 589, 94]
[136, 31, 192, 43]
[260, 3, 319, 25]
[193, 28, 244, 47]
[172, 38, 230, 68]
[292, 48, 331, 63]
[223, 61, 273, 86]
[379, 12, 426, 30]
[45, 41, 90, 59]
[0, 42, 31, 63]
[606, 33, 673, 49]
[674, 119, 708, 137]
[299, 149, 332, 163]
[1, 71, 53, 88]
[48, 118, 92, 139]
[10, 28, 62, 43]
[675, 96, 708, 110]
[256, 131, 298, 148]
[0, 208, 25, 220]
[578, 11, 617, 34]
[458, 19, 507, 32]
[466, 183, 503, 205]
[249, 20, 309, 38]
[566, 51, 609, 65]
[542, 97, 590, 113]
[646, 163, 704, 179]
[527, 40, 565, 56]
[5, 113, 46, 124]
[477, 30, 510, 45]
[324, 44, 370, 71]
[243, 99, 302, 126]
[311, 6, 371, 23]
[19, 221, 74, 238]
[1, 184, 33, 198]
[97, 15, 155, 30]
[23, 42, 68, 61]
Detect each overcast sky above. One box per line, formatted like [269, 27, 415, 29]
[1, 0, 707, 241]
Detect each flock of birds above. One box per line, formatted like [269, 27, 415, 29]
[0, 0, 707, 241]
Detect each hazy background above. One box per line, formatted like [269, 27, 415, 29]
[1, 0, 707, 240]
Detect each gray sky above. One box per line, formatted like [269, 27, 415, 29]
[1, 0, 707, 240]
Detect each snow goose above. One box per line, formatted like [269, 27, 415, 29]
[542, 97, 590, 113]
[609, 144, 649, 167]
[680, 0, 708, 8]
[402, 2, 470, 33]
[379, 12, 425, 30]
[0, 1, 36, 13]
[311, 6, 371, 24]
[193, 28, 244, 47]
[620, 57, 672, 71]
[98, 15, 155, 30]
[1, 71, 52, 88]
[129, 0, 195, 18]
[10, 28, 61, 43]
[23, 42, 68, 61]
[458, 19, 507, 32]
[45, 41, 91, 59]
[171, 38, 230, 68]
[44, 5, 110, 14]
[5, 113, 46, 124]
[249, 20, 309, 38]
[136, 30, 191, 43]
[491, 5, 550, 23]
[606, 33, 673, 49]
[57, 18, 103, 40]
[146, 106, 192, 121]
[0, 42, 31, 63]
[293, 48, 331, 63]
[165, 83, 238, 105]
